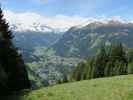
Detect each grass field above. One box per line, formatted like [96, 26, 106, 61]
[24, 75, 133, 100]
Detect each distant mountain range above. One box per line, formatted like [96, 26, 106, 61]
[53, 20, 133, 58]
[13, 20, 133, 59]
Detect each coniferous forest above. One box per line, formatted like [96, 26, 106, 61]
[71, 43, 133, 81]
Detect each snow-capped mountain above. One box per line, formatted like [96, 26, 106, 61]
[4, 10, 89, 33]
[3, 10, 133, 33]
[10, 22, 55, 33]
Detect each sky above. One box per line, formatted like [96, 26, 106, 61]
[1, 0, 133, 18]
[0, 0, 133, 31]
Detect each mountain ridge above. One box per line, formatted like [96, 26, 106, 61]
[53, 20, 133, 57]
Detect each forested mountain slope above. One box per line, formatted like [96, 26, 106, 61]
[53, 21, 133, 57]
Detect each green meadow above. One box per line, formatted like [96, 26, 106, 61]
[24, 75, 133, 100]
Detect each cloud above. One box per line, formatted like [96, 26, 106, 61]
[3, 10, 129, 32]
[3, 10, 90, 32]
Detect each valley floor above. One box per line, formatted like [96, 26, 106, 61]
[24, 75, 133, 100]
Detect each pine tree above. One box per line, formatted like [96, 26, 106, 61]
[85, 58, 95, 79]
[94, 45, 108, 78]
[108, 43, 128, 75]
[0, 8, 31, 94]
[71, 62, 86, 81]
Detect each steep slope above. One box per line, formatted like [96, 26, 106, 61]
[24, 75, 133, 100]
[53, 20, 133, 58]
[26, 47, 82, 87]
[13, 31, 62, 62]
[13, 32, 81, 87]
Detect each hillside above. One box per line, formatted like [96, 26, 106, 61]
[13, 31, 82, 87]
[53, 21, 133, 57]
[13, 31, 62, 62]
[24, 75, 133, 100]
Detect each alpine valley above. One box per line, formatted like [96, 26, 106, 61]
[12, 19, 133, 88]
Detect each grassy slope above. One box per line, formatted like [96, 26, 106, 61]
[24, 75, 133, 100]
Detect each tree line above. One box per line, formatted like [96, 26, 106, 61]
[71, 43, 133, 81]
